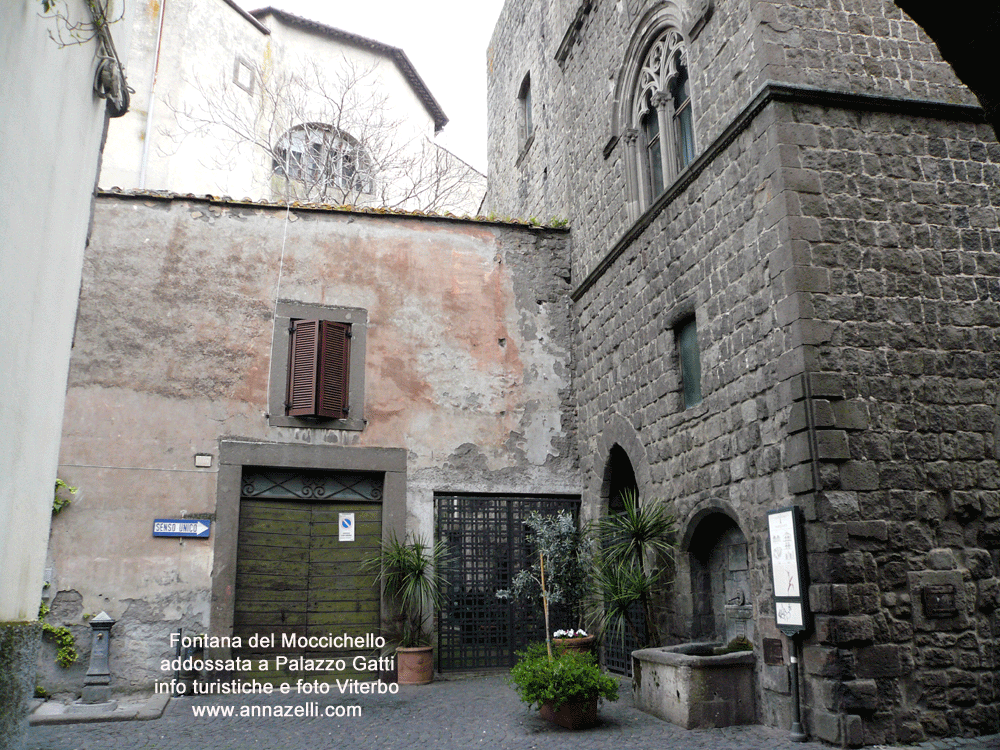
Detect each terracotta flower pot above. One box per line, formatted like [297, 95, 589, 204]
[539, 695, 599, 729]
[552, 635, 596, 655]
[396, 645, 434, 685]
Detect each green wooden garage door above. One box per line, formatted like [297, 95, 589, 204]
[233, 469, 382, 682]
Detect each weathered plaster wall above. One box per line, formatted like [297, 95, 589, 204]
[46, 194, 577, 691]
[0, 0, 132, 744]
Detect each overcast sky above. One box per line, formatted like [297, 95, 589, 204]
[239, 1, 508, 173]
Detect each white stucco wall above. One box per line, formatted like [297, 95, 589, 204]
[0, 0, 133, 623]
[100, 0, 454, 209]
[99, 0, 266, 197]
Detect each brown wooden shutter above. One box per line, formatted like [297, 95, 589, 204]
[317, 320, 350, 419]
[286, 319, 350, 419]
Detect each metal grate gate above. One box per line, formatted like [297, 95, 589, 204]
[603, 601, 645, 676]
[436, 494, 579, 671]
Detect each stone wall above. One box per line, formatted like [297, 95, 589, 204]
[782, 103, 1000, 744]
[487, 0, 999, 744]
[486, 0, 570, 220]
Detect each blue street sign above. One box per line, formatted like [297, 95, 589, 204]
[153, 519, 211, 538]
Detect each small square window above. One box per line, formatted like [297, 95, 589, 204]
[233, 57, 255, 95]
[676, 316, 702, 408]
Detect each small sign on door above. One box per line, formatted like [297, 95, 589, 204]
[339, 512, 355, 542]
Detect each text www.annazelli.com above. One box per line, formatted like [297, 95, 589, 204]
[191, 703, 361, 718]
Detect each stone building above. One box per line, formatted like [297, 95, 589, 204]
[41, 192, 577, 691]
[102, 1, 484, 213]
[487, 0, 999, 745]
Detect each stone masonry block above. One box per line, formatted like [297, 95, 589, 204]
[810, 583, 832, 613]
[774, 291, 816, 326]
[787, 464, 815, 494]
[846, 714, 866, 747]
[785, 431, 812, 466]
[782, 374, 806, 404]
[783, 167, 823, 194]
[816, 429, 851, 460]
[840, 462, 879, 490]
[818, 491, 860, 520]
[849, 583, 881, 614]
[841, 679, 879, 712]
[828, 523, 849, 550]
[855, 645, 903, 679]
[814, 678, 842, 711]
[809, 373, 846, 399]
[787, 401, 809, 433]
[790, 319, 835, 346]
[963, 548, 994, 579]
[830, 615, 875, 645]
[846, 521, 888, 542]
[833, 401, 870, 430]
[926, 548, 958, 570]
[803, 645, 854, 679]
[762, 664, 790, 694]
[831, 583, 851, 611]
[783, 265, 830, 294]
[827, 552, 868, 584]
[810, 708, 842, 744]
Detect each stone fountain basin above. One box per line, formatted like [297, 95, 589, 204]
[631, 642, 755, 729]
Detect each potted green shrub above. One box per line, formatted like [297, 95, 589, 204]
[365, 532, 449, 685]
[509, 643, 619, 729]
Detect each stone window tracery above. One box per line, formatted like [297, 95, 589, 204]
[625, 28, 695, 214]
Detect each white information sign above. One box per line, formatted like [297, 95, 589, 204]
[339, 512, 355, 542]
[775, 601, 804, 627]
[768, 509, 801, 598]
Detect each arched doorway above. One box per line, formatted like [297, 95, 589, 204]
[606, 444, 637, 513]
[687, 512, 753, 645]
[601, 444, 645, 675]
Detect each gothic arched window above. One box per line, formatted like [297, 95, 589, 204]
[624, 28, 695, 212]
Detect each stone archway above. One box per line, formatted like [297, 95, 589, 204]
[680, 507, 753, 646]
[605, 444, 638, 512]
[598, 442, 645, 675]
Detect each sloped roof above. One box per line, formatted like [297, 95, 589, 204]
[250, 7, 448, 132]
[97, 188, 568, 229]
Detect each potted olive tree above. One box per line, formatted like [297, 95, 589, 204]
[499, 511, 619, 728]
[365, 532, 449, 685]
[496, 510, 593, 655]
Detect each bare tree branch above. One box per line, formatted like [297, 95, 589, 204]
[163, 55, 484, 212]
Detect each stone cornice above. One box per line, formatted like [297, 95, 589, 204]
[571, 82, 986, 302]
[556, 0, 596, 66]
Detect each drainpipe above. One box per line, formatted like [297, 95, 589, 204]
[138, 0, 167, 189]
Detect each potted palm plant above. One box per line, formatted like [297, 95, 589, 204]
[365, 532, 449, 685]
[589, 489, 675, 648]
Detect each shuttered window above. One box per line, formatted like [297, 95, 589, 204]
[286, 319, 350, 419]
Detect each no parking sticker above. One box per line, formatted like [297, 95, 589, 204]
[339, 513, 355, 542]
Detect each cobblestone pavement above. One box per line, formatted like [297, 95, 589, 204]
[25, 673, 1000, 750]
